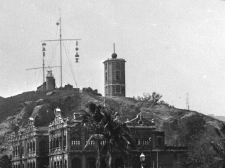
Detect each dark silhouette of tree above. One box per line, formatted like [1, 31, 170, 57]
[82, 87, 102, 96]
[176, 114, 217, 167]
[211, 123, 225, 168]
[7, 120, 19, 135]
[0, 155, 11, 168]
[82, 102, 135, 168]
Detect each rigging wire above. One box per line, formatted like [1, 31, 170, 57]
[63, 42, 78, 87]
[48, 42, 59, 67]
[47, 27, 60, 87]
[35, 71, 37, 88]
[37, 68, 41, 87]
[48, 27, 60, 67]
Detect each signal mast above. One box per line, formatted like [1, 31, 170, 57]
[26, 43, 60, 86]
[42, 13, 81, 88]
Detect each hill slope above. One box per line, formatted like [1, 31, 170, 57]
[0, 90, 223, 163]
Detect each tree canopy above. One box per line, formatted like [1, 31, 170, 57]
[82, 102, 135, 168]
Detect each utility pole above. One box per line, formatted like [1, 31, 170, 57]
[186, 93, 189, 110]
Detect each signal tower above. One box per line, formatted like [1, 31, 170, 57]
[103, 44, 126, 97]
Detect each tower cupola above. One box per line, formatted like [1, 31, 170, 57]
[111, 43, 117, 58]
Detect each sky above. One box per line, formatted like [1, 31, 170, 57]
[1, 0, 225, 116]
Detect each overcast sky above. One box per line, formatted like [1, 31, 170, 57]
[1, 0, 225, 116]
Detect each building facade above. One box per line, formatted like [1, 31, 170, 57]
[9, 108, 187, 168]
[103, 50, 126, 97]
[10, 119, 49, 168]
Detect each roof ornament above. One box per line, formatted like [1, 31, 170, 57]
[111, 43, 117, 58]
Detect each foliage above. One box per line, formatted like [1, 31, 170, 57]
[82, 102, 135, 168]
[181, 114, 206, 144]
[211, 123, 225, 168]
[82, 87, 102, 96]
[134, 92, 162, 107]
[7, 120, 19, 135]
[0, 155, 11, 168]
[175, 114, 221, 168]
[181, 134, 220, 168]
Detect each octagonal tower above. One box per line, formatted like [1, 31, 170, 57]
[103, 44, 126, 97]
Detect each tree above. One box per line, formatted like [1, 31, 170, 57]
[82, 102, 135, 168]
[0, 155, 11, 168]
[134, 92, 162, 106]
[176, 114, 220, 168]
[211, 123, 225, 168]
[82, 87, 102, 96]
[7, 120, 19, 135]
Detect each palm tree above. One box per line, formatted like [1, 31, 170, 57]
[82, 102, 135, 168]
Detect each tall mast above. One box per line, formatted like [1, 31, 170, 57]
[42, 10, 81, 88]
[42, 43, 46, 85]
[59, 15, 62, 88]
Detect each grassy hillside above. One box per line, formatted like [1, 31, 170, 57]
[0, 90, 223, 167]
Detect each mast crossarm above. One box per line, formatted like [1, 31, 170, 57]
[41, 39, 81, 42]
[26, 66, 60, 70]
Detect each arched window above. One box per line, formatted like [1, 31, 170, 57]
[39, 140, 46, 155]
[101, 157, 107, 168]
[53, 138, 56, 149]
[142, 138, 149, 145]
[64, 160, 67, 168]
[132, 156, 140, 168]
[115, 157, 124, 168]
[33, 141, 35, 151]
[33, 161, 35, 168]
[105, 72, 108, 81]
[56, 138, 59, 148]
[87, 157, 95, 168]
[59, 136, 62, 148]
[72, 158, 81, 168]
[50, 140, 52, 150]
[115, 71, 121, 80]
[71, 134, 81, 146]
[30, 142, 32, 152]
[27, 143, 29, 153]
[63, 135, 66, 149]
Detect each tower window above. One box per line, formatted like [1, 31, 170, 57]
[114, 71, 120, 80]
[105, 72, 107, 81]
[114, 63, 121, 69]
[105, 64, 107, 70]
[114, 86, 122, 94]
[105, 87, 108, 96]
[157, 136, 162, 148]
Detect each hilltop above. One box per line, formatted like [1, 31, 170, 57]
[0, 90, 222, 141]
[0, 90, 223, 166]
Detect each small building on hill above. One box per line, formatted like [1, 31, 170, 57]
[8, 108, 187, 168]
